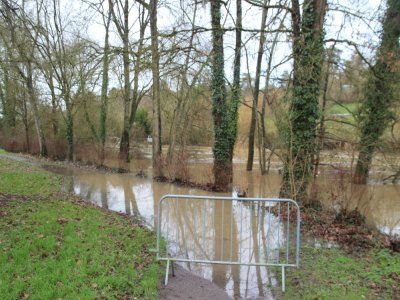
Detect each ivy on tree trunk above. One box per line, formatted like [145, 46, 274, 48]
[210, 0, 241, 191]
[280, 0, 327, 202]
[354, 0, 400, 184]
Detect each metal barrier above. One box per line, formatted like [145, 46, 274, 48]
[155, 195, 300, 292]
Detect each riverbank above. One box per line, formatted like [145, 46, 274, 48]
[0, 153, 160, 299]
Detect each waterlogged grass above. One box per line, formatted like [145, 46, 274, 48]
[277, 246, 399, 299]
[0, 156, 159, 299]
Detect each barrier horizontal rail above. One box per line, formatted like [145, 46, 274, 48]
[155, 195, 301, 292]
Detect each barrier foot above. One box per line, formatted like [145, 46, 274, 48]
[281, 266, 285, 292]
[171, 260, 175, 277]
[165, 259, 170, 285]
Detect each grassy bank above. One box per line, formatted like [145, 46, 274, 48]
[272, 206, 400, 299]
[0, 153, 160, 299]
[277, 246, 399, 299]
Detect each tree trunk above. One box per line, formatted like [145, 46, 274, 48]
[48, 68, 58, 137]
[246, 0, 267, 171]
[150, 0, 162, 177]
[280, 0, 327, 202]
[118, 0, 131, 162]
[210, 0, 230, 190]
[167, 4, 199, 161]
[2, 67, 17, 129]
[128, 8, 147, 129]
[258, 13, 285, 175]
[99, 6, 112, 165]
[228, 0, 242, 167]
[26, 62, 47, 157]
[65, 96, 74, 161]
[353, 0, 400, 184]
[313, 46, 335, 180]
[21, 86, 30, 152]
[209, 0, 242, 190]
[210, 0, 229, 188]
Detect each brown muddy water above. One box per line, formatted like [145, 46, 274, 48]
[43, 146, 399, 299]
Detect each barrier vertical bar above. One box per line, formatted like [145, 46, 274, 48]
[239, 200, 243, 263]
[202, 201, 206, 254]
[230, 199, 234, 261]
[165, 259, 170, 285]
[166, 202, 170, 257]
[286, 202, 290, 264]
[277, 202, 281, 263]
[266, 202, 272, 261]
[221, 200, 225, 261]
[258, 201, 262, 263]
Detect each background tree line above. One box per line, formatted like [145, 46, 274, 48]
[0, 0, 399, 202]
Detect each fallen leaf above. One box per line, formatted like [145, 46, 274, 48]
[57, 218, 68, 224]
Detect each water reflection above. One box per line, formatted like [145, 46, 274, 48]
[158, 198, 292, 299]
[316, 176, 400, 236]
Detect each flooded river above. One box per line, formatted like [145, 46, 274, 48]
[42, 146, 399, 299]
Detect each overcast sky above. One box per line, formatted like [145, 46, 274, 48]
[54, 0, 385, 90]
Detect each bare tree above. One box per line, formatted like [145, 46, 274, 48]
[149, 0, 162, 177]
[0, 0, 48, 157]
[110, 0, 149, 162]
[99, 2, 112, 164]
[110, 0, 131, 161]
[246, 0, 268, 171]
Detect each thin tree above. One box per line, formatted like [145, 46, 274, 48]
[0, 0, 48, 157]
[246, 0, 268, 171]
[109, 0, 149, 162]
[150, 0, 162, 177]
[228, 0, 242, 166]
[98, 1, 112, 164]
[109, 0, 131, 161]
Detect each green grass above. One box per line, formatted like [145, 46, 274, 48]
[277, 246, 400, 299]
[0, 157, 160, 299]
[0, 148, 7, 154]
[0, 156, 62, 197]
[327, 102, 360, 115]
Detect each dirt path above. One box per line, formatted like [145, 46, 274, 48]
[160, 264, 232, 300]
